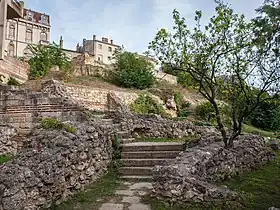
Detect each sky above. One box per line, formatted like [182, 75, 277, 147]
[23, 0, 264, 53]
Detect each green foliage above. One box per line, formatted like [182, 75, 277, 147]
[0, 154, 12, 164]
[7, 77, 20, 86]
[174, 91, 191, 117]
[28, 43, 73, 80]
[111, 134, 121, 171]
[148, 1, 280, 147]
[40, 118, 76, 134]
[130, 93, 169, 117]
[247, 100, 280, 131]
[111, 51, 155, 89]
[195, 101, 216, 121]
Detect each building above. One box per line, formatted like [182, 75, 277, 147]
[76, 35, 121, 65]
[0, 0, 24, 60]
[4, 7, 50, 58]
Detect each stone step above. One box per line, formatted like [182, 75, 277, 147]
[121, 142, 185, 152]
[120, 138, 137, 144]
[99, 119, 114, 124]
[120, 176, 152, 182]
[121, 159, 174, 167]
[121, 151, 181, 159]
[116, 131, 131, 139]
[120, 167, 152, 176]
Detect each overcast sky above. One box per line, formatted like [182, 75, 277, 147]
[23, 0, 264, 53]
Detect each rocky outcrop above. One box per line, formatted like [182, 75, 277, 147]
[0, 121, 116, 210]
[152, 134, 275, 203]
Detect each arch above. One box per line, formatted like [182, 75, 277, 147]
[9, 25, 15, 39]
[26, 29, 33, 42]
[40, 32, 47, 41]
[8, 43, 15, 57]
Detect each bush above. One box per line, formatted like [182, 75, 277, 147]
[40, 118, 76, 133]
[130, 94, 169, 117]
[7, 77, 20, 86]
[174, 91, 191, 117]
[28, 43, 73, 80]
[247, 100, 280, 131]
[111, 51, 155, 89]
[195, 101, 216, 121]
[0, 154, 12, 164]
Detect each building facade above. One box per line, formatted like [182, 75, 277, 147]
[76, 35, 121, 65]
[4, 8, 50, 58]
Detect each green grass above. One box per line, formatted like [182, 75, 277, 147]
[143, 152, 280, 210]
[49, 168, 120, 210]
[0, 154, 13, 164]
[242, 124, 276, 138]
[139, 135, 199, 143]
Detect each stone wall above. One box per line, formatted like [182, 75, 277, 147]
[0, 121, 116, 210]
[152, 134, 275, 203]
[0, 84, 84, 131]
[41, 80, 140, 112]
[0, 56, 29, 83]
[0, 125, 17, 155]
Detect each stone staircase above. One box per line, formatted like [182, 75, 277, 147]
[120, 142, 185, 181]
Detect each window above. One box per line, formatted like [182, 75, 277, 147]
[9, 25, 15, 39]
[40, 15, 49, 25]
[97, 54, 103, 62]
[8, 44, 15, 57]
[108, 56, 111, 60]
[26, 29, 32, 42]
[40, 32, 47, 41]
[98, 44, 102, 49]
[108, 46, 112, 52]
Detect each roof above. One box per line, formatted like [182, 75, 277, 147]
[23, 8, 50, 26]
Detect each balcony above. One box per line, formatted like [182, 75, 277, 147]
[7, 0, 24, 19]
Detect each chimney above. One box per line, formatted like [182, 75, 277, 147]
[110, 39, 113, 44]
[59, 36, 64, 49]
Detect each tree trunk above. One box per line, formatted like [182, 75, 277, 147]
[212, 101, 228, 147]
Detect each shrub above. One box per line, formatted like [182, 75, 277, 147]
[111, 51, 155, 89]
[28, 43, 73, 80]
[174, 91, 191, 117]
[7, 77, 20, 86]
[0, 154, 12, 164]
[195, 101, 216, 121]
[111, 134, 121, 171]
[247, 100, 280, 131]
[40, 118, 76, 133]
[130, 94, 169, 117]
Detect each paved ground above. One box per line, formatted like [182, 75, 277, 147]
[99, 182, 152, 210]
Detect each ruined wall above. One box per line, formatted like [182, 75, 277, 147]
[0, 121, 116, 210]
[0, 56, 29, 83]
[41, 80, 140, 112]
[152, 134, 275, 203]
[0, 84, 84, 131]
[155, 71, 178, 85]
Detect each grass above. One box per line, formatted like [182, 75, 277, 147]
[139, 135, 199, 143]
[242, 124, 276, 138]
[49, 168, 121, 210]
[0, 154, 13, 165]
[143, 152, 280, 210]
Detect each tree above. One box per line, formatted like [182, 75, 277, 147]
[28, 43, 73, 80]
[111, 50, 155, 89]
[148, 1, 280, 147]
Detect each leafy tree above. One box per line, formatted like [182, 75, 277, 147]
[28, 43, 73, 80]
[111, 50, 155, 89]
[7, 77, 20, 86]
[148, 1, 280, 147]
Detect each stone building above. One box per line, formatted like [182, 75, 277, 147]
[0, 0, 24, 60]
[4, 7, 50, 58]
[76, 35, 121, 65]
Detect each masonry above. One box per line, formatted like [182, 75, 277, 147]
[0, 84, 84, 131]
